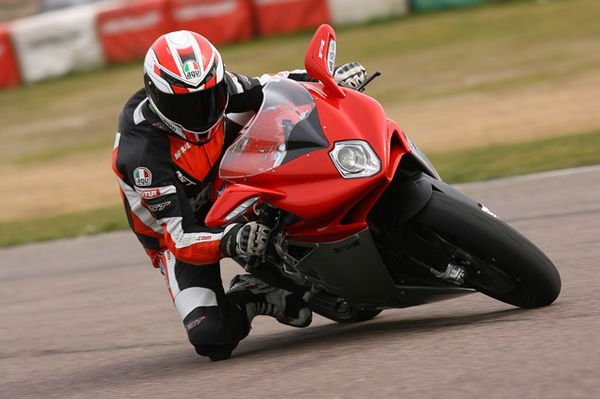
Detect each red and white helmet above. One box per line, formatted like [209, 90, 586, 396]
[143, 30, 228, 143]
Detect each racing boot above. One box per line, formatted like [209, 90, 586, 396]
[226, 274, 312, 328]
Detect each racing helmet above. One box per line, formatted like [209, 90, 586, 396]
[143, 30, 228, 143]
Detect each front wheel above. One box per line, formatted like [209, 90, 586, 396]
[410, 191, 561, 308]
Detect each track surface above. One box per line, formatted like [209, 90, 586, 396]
[2, 167, 599, 398]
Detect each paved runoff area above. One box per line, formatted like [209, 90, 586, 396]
[2, 166, 600, 398]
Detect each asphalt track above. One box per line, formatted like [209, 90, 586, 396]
[2, 166, 599, 398]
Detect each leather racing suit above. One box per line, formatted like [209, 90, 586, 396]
[112, 70, 313, 356]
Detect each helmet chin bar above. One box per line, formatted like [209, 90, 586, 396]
[148, 97, 224, 144]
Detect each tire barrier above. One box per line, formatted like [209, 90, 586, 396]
[11, 4, 104, 83]
[1, 0, 488, 87]
[171, 0, 254, 45]
[0, 24, 21, 88]
[97, 0, 173, 64]
[251, 0, 330, 37]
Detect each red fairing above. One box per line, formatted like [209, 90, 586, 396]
[207, 24, 412, 243]
[304, 24, 344, 98]
[205, 185, 285, 227]
[276, 85, 410, 241]
[211, 82, 412, 242]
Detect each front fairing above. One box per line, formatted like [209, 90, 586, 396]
[216, 78, 411, 241]
[220, 78, 329, 179]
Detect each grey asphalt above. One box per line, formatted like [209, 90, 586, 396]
[2, 166, 599, 398]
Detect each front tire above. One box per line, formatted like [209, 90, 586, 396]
[411, 190, 561, 308]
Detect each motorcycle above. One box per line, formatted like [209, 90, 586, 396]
[206, 24, 561, 324]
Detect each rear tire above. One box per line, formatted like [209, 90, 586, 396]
[411, 191, 561, 308]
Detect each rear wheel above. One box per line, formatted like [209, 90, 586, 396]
[409, 191, 561, 308]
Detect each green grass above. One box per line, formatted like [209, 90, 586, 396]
[2, 0, 599, 247]
[1, 0, 599, 165]
[2, 128, 599, 247]
[431, 129, 600, 183]
[0, 206, 128, 247]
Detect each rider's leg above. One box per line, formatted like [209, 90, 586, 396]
[227, 274, 312, 328]
[158, 250, 249, 360]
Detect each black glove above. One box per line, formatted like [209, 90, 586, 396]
[220, 222, 271, 258]
[334, 62, 367, 90]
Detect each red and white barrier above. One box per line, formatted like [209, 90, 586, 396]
[97, 0, 172, 64]
[327, 0, 409, 25]
[2, 0, 412, 88]
[0, 24, 21, 88]
[251, 0, 330, 36]
[170, 0, 254, 45]
[11, 4, 104, 83]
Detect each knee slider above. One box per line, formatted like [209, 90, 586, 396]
[183, 307, 224, 348]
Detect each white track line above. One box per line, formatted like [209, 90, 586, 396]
[456, 165, 600, 188]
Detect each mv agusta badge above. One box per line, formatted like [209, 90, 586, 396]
[133, 167, 152, 186]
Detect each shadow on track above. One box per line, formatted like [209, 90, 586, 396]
[237, 306, 531, 358]
[4, 306, 536, 397]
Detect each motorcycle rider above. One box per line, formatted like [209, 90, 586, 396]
[112, 30, 367, 360]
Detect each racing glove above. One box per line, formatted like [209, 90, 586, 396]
[220, 222, 271, 258]
[334, 62, 367, 90]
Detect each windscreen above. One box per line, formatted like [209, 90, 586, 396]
[220, 78, 328, 179]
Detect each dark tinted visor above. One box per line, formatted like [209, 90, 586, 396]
[150, 80, 228, 132]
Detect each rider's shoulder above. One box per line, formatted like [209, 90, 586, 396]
[119, 90, 166, 139]
[115, 129, 170, 176]
[120, 88, 146, 118]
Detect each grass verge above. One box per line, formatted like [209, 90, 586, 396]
[430, 129, 600, 183]
[0, 206, 128, 247]
[2, 129, 599, 248]
[2, 0, 599, 164]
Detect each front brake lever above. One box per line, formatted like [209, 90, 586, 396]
[357, 71, 382, 92]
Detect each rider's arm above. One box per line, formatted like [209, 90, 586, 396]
[225, 70, 316, 113]
[225, 63, 366, 113]
[115, 131, 227, 266]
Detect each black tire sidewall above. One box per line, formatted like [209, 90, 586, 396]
[412, 191, 561, 307]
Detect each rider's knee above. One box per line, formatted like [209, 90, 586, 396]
[184, 307, 224, 347]
[183, 305, 249, 357]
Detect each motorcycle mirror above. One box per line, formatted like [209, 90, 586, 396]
[304, 24, 345, 98]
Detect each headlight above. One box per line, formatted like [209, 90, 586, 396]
[329, 140, 381, 179]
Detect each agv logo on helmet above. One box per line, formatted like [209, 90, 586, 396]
[183, 60, 202, 80]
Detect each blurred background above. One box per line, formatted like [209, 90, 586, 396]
[0, 0, 598, 247]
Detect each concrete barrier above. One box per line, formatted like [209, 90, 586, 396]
[11, 4, 104, 83]
[327, 0, 409, 25]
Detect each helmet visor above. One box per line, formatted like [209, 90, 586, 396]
[150, 81, 228, 133]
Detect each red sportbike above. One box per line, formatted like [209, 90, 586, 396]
[206, 25, 561, 322]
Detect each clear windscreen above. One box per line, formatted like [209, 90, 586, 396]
[220, 78, 322, 179]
